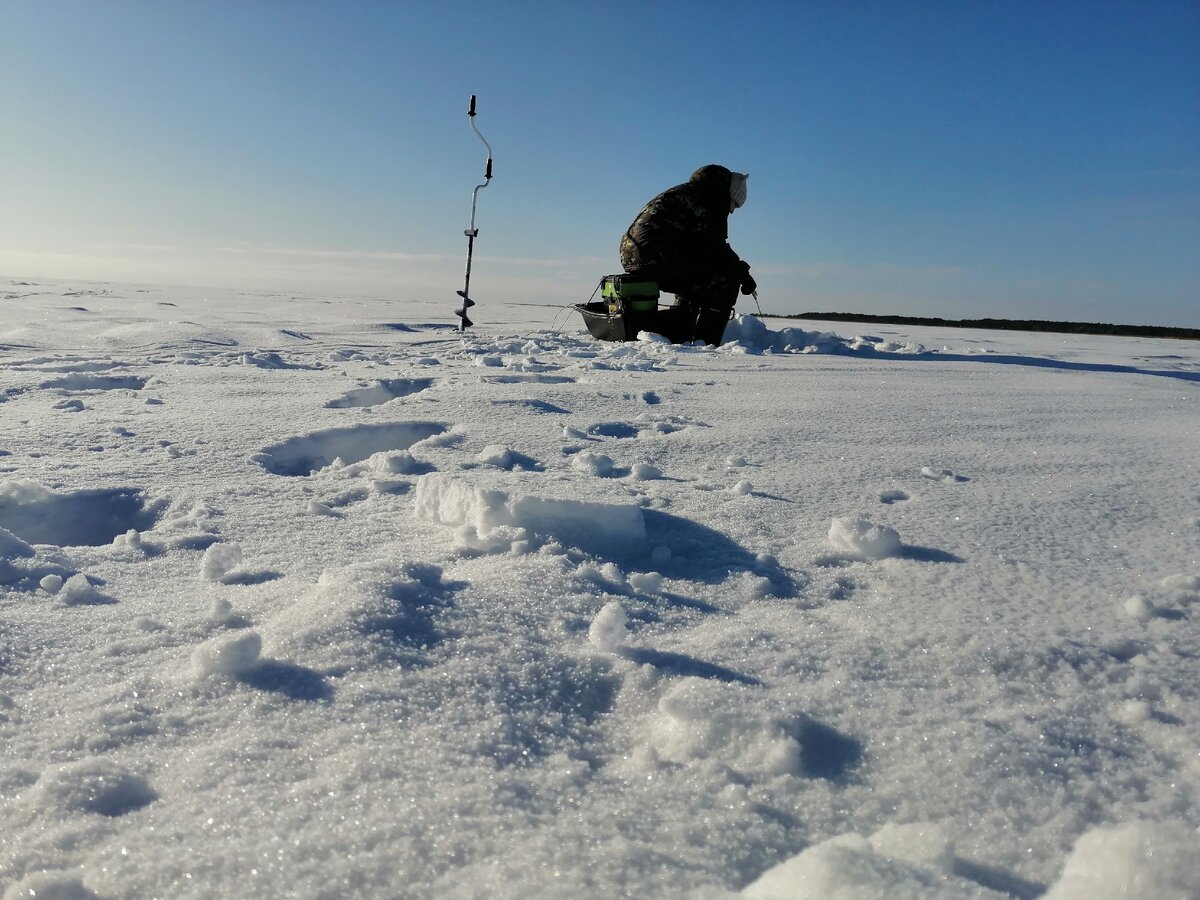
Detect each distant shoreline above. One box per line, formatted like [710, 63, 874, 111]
[769, 312, 1200, 341]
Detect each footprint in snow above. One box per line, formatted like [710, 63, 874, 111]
[325, 377, 434, 409]
[0, 487, 163, 548]
[483, 374, 576, 384]
[920, 466, 970, 483]
[255, 422, 446, 476]
[40, 374, 148, 392]
[587, 422, 641, 439]
[492, 398, 571, 415]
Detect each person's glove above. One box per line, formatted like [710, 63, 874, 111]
[740, 270, 757, 296]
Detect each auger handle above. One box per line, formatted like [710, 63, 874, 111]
[469, 95, 477, 116]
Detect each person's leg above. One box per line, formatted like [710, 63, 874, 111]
[671, 268, 740, 345]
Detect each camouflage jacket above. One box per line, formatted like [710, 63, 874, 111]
[620, 164, 744, 275]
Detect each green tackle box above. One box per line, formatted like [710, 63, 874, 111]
[600, 274, 660, 314]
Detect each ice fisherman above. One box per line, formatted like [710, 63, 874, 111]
[619, 164, 756, 345]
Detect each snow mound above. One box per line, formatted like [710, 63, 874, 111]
[651, 679, 803, 778]
[414, 471, 645, 557]
[264, 561, 456, 671]
[4, 871, 97, 900]
[1042, 820, 1200, 900]
[29, 758, 156, 818]
[724, 316, 929, 355]
[828, 516, 903, 560]
[742, 827, 992, 899]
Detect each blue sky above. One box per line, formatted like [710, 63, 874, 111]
[2, 1, 1197, 326]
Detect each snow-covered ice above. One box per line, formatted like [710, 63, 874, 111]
[1, 279, 1198, 897]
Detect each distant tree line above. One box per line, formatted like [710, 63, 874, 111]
[767, 312, 1199, 341]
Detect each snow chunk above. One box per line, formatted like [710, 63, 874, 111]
[828, 517, 903, 560]
[192, 630, 262, 677]
[39, 573, 64, 594]
[200, 542, 242, 582]
[1122, 594, 1156, 622]
[476, 444, 515, 469]
[365, 450, 424, 476]
[628, 571, 664, 593]
[731, 479, 754, 496]
[414, 472, 645, 557]
[588, 601, 629, 651]
[571, 450, 615, 477]
[1042, 820, 1200, 900]
[629, 463, 662, 481]
[112, 528, 144, 551]
[60, 573, 100, 605]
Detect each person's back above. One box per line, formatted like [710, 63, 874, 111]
[619, 165, 756, 345]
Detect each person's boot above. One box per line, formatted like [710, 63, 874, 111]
[695, 305, 732, 345]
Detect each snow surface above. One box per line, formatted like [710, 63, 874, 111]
[1, 279, 1198, 898]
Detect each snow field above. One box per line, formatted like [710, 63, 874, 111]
[1, 281, 1198, 897]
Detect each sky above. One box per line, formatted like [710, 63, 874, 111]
[1, 0, 1197, 327]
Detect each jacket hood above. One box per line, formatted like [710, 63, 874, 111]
[688, 165, 734, 213]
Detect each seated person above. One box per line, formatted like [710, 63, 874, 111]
[619, 164, 756, 345]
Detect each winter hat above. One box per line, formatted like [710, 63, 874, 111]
[730, 171, 749, 209]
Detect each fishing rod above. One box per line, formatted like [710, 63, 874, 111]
[455, 94, 493, 330]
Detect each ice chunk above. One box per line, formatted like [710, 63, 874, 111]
[39, 573, 64, 594]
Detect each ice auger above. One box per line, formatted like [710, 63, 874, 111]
[455, 95, 493, 330]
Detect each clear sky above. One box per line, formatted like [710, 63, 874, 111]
[2, 1, 1197, 327]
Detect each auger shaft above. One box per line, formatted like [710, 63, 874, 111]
[456, 95, 493, 330]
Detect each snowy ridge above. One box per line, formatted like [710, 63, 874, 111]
[1, 281, 1198, 898]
